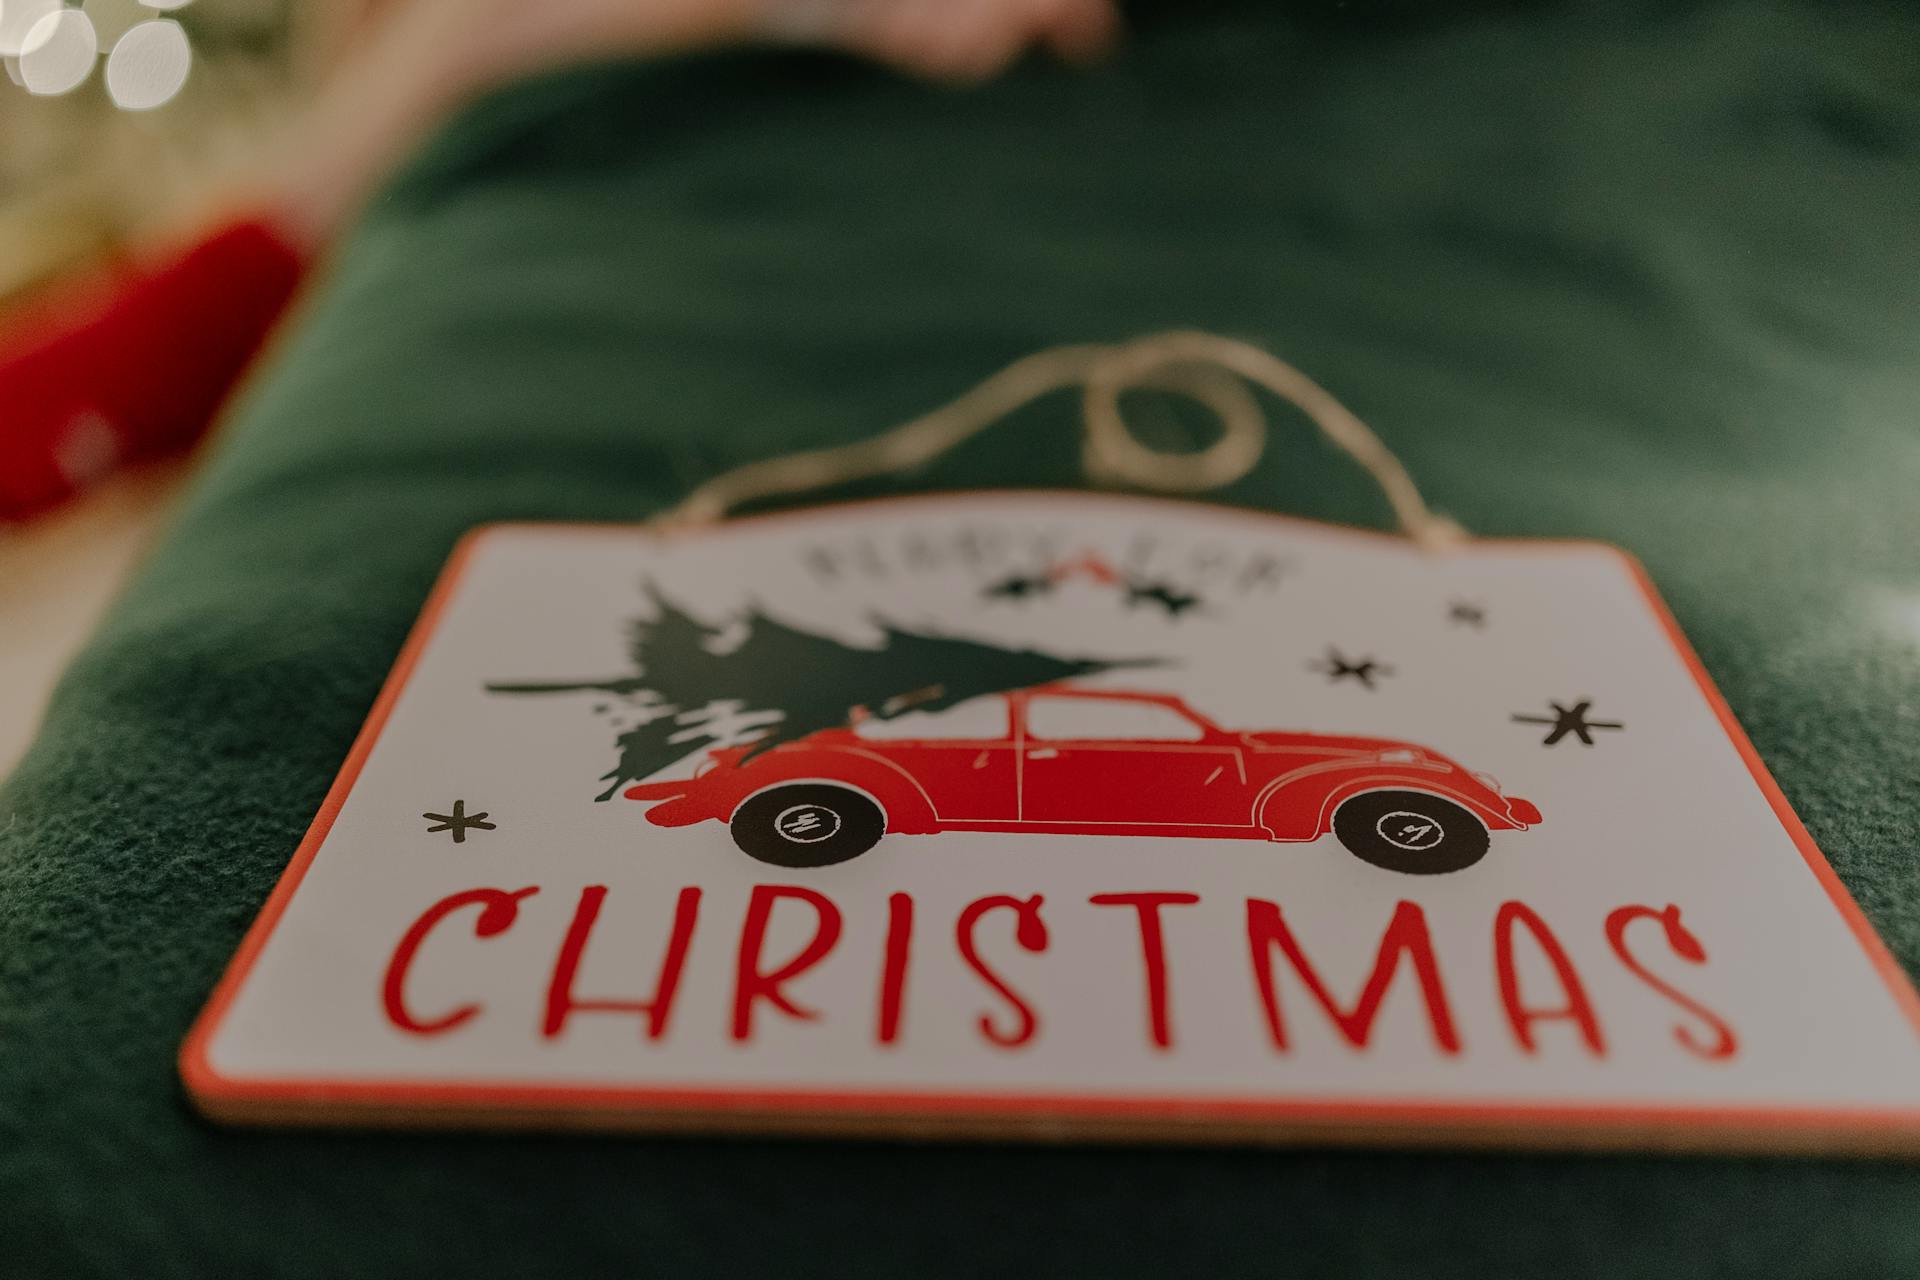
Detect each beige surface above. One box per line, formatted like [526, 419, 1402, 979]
[0, 465, 184, 779]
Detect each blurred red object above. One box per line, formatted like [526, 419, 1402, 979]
[0, 218, 305, 522]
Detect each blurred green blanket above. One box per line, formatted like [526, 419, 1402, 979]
[5, 2, 1920, 1275]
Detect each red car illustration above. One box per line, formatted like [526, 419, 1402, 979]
[625, 686, 1541, 875]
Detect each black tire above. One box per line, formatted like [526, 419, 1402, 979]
[1331, 790, 1489, 876]
[728, 784, 886, 869]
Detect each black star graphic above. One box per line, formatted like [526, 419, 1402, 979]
[1312, 647, 1394, 690]
[1448, 601, 1487, 628]
[1512, 700, 1624, 747]
[1124, 580, 1204, 617]
[422, 799, 496, 843]
[983, 573, 1054, 601]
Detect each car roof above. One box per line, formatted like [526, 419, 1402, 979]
[1020, 684, 1186, 705]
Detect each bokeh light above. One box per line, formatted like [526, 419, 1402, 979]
[4, 0, 199, 108]
[105, 16, 189, 111]
[20, 7, 96, 96]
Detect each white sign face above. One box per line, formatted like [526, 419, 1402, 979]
[183, 493, 1920, 1152]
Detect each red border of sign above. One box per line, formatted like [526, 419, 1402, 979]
[179, 492, 1920, 1152]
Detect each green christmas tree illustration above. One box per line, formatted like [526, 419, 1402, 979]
[488, 587, 1141, 800]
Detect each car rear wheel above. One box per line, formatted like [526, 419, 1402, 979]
[729, 784, 886, 868]
[1331, 790, 1489, 876]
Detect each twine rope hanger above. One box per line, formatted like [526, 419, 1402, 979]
[652, 330, 1467, 550]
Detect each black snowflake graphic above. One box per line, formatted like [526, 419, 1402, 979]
[1312, 647, 1394, 690]
[422, 799, 495, 843]
[1448, 601, 1487, 628]
[1124, 581, 1204, 617]
[1512, 699, 1624, 747]
[983, 573, 1055, 601]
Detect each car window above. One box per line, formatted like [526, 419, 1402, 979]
[853, 695, 1010, 741]
[1024, 696, 1207, 742]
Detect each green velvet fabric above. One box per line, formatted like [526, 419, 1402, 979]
[6, 2, 1920, 1274]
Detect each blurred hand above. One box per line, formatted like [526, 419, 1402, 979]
[343, 0, 1121, 102]
[762, 0, 1121, 82]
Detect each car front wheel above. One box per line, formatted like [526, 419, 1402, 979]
[1331, 790, 1489, 875]
[728, 784, 886, 869]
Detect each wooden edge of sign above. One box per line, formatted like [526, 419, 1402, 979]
[185, 1089, 1920, 1160]
[178, 492, 1920, 1156]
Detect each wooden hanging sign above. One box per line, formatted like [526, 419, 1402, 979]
[180, 492, 1920, 1152]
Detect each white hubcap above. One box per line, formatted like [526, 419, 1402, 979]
[1377, 810, 1444, 852]
[774, 803, 841, 844]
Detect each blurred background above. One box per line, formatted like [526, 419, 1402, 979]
[2, 0, 303, 308]
[1, 0, 307, 774]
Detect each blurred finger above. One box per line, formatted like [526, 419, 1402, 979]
[1034, 0, 1119, 64]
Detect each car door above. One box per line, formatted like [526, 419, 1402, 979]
[1017, 693, 1250, 828]
[849, 694, 1018, 820]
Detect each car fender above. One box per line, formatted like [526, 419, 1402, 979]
[1256, 768, 1514, 841]
[722, 746, 941, 835]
